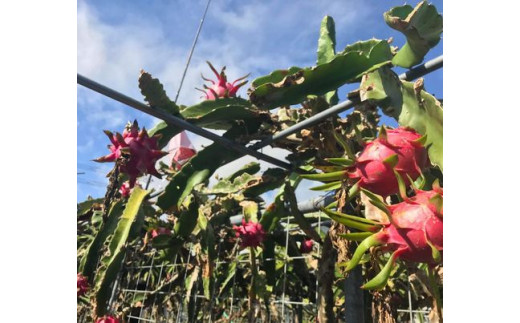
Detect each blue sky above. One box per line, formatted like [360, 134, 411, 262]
[77, 0, 443, 203]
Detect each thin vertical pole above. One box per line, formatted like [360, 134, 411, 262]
[164, 253, 179, 322]
[407, 271, 414, 323]
[316, 210, 321, 318]
[174, 0, 212, 103]
[151, 262, 165, 320]
[281, 217, 290, 320]
[176, 244, 193, 323]
[229, 247, 239, 319]
[138, 253, 156, 321]
[144, 0, 212, 190]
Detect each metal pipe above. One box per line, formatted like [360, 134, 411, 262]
[398, 55, 443, 81]
[296, 194, 336, 214]
[77, 74, 295, 171]
[250, 55, 443, 150]
[174, 0, 212, 103]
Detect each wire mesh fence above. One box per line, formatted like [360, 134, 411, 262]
[79, 207, 432, 323]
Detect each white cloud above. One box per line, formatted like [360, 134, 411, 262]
[77, 0, 371, 202]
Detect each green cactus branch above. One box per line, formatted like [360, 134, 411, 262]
[259, 172, 300, 233]
[248, 39, 392, 109]
[198, 211, 216, 300]
[317, 15, 339, 106]
[203, 173, 258, 195]
[156, 120, 262, 212]
[384, 1, 443, 68]
[284, 183, 322, 243]
[226, 162, 261, 181]
[360, 66, 443, 170]
[79, 200, 125, 282]
[139, 71, 180, 115]
[93, 187, 149, 317]
[181, 97, 263, 130]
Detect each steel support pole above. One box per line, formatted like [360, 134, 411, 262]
[249, 55, 443, 151]
[77, 74, 295, 171]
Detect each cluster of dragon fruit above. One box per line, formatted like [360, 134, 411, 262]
[78, 2, 442, 321]
[304, 126, 443, 289]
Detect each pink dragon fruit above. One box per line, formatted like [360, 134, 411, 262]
[233, 219, 265, 248]
[95, 120, 167, 188]
[151, 227, 172, 239]
[302, 126, 429, 198]
[300, 238, 314, 253]
[119, 181, 131, 198]
[341, 185, 443, 290]
[197, 61, 249, 100]
[95, 315, 121, 323]
[119, 181, 142, 198]
[77, 273, 89, 297]
[346, 127, 429, 197]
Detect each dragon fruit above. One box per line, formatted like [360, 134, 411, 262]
[300, 238, 314, 253]
[335, 184, 443, 290]
[119, 181, 142, 198]
[302, 126, 429, 197]
[233, 219, 265, 248]
[95, 315, 120, 323]
[119, 181, 131, 198]
[197, 61, 249, 100]
[151, 227, 172, 239]
[95, 120, 167, 187]
[77, 273, 89, 297]
[346, 127, 429, 196]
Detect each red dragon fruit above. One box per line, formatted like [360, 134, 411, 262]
[197, 61, 249, 100]
[119, 181, 131, 198]
[302, 126, 429, 198]
[233, 219, 266, 248]
[77, 273, 89, 297]
[151, 227, 172, 239]
[328, 184, 443, 290]
[347, 127, 429, 196]
[95, 120, 167, 188]
[300, 238, 314, 253]
[95, 315, 121, 323]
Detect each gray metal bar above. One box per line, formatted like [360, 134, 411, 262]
[296, 194, 336, 214]
[249, 55, 443, 151]
[77, 74, 295, 171]
[398, 55, 443, 81]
